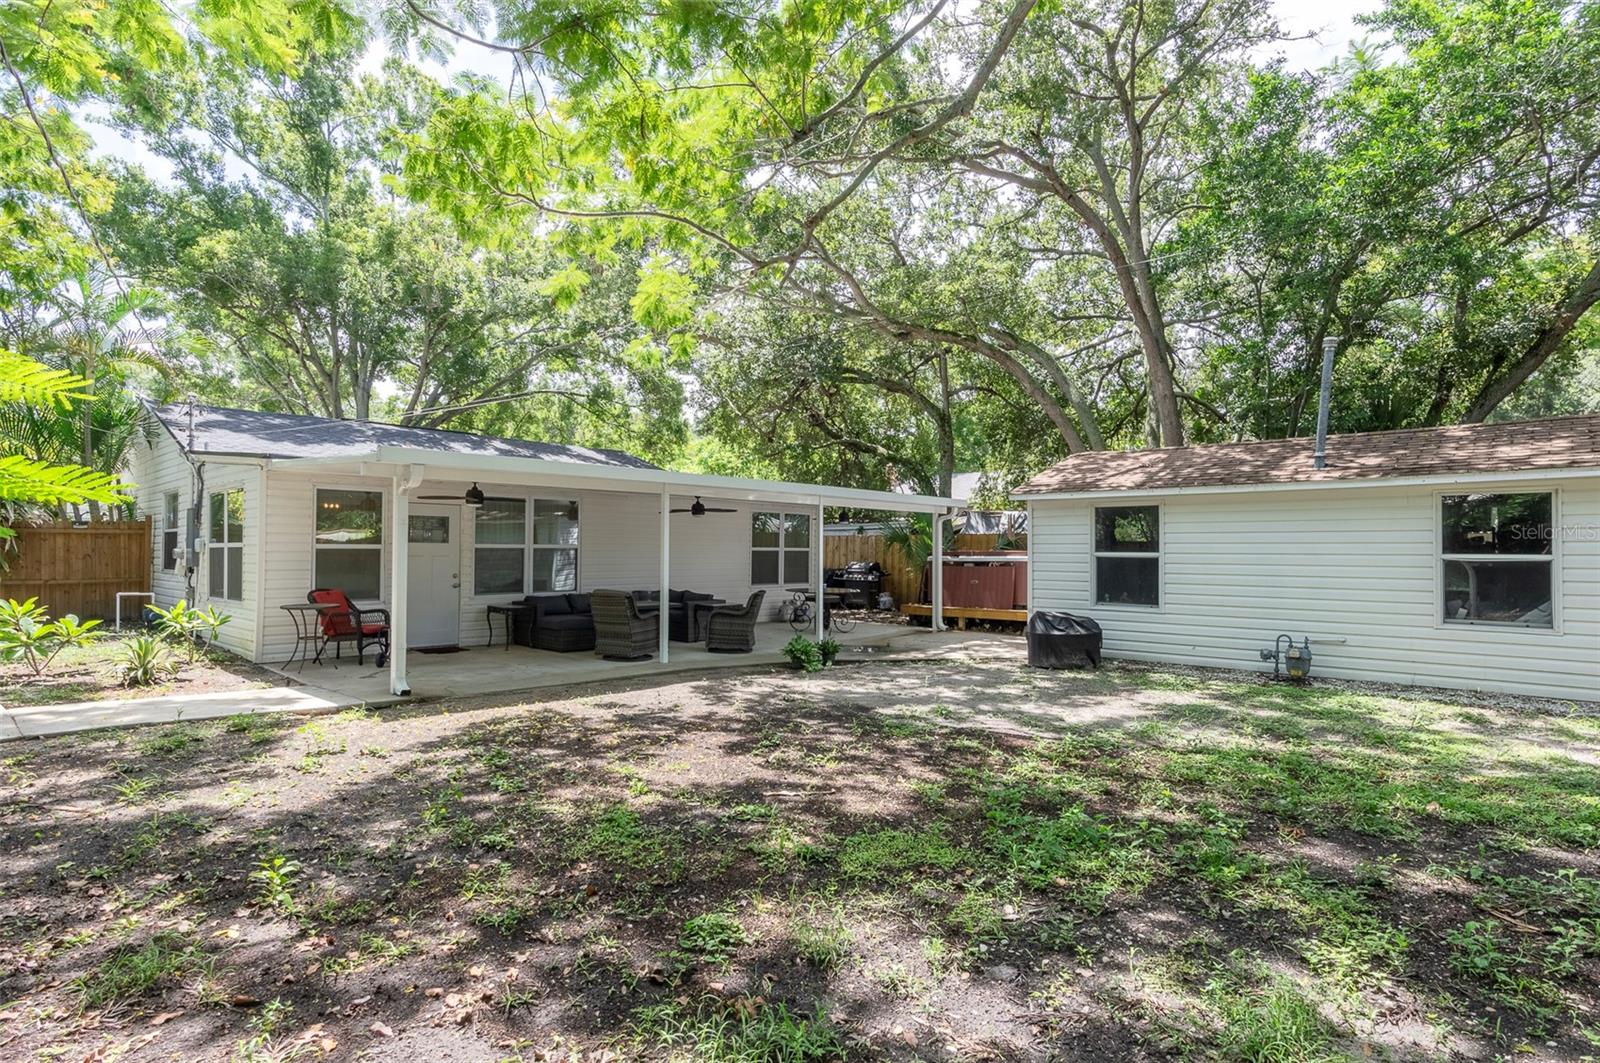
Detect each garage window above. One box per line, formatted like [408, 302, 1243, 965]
[1441, 493, 1554, 627]
[1093, 505, 1159, 607]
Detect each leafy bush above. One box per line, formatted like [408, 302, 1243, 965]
[782, 635, 823, 672]
[817, 638, 841, 665]
[0, 597, 101, 675]
[118, 635, 177, 687]
[147, 599, 231, 661]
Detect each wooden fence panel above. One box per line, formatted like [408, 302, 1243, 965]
[824, 531, 1027, 606]
[0, 519, 152, 620]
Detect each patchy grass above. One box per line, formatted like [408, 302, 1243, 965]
[0, 658, 1595, 1060]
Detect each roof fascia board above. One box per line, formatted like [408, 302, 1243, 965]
[267, 447, 962, 512]
[1012, 465, 1600, 502]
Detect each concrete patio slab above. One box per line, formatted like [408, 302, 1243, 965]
[0, 624, 1023, 741]
[268, 621, 962, 705]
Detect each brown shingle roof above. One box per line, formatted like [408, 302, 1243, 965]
[1014, 415, 1600, 496]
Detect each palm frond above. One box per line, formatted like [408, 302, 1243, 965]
[0, 350, 93, 410]
[0, 455, 128, 506]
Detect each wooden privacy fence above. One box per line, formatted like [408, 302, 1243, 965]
[0, 519, 151, 620]
[824, 532, 1025, 607]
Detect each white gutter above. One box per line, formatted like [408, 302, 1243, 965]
[1012, 465, 1600, 503]
[267, 446, 964, 513]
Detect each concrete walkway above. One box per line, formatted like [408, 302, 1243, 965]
[1, 683, 356, 740]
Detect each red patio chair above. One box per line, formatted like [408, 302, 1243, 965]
[307, 588, 390, 666]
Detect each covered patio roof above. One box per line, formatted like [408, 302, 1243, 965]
[267, 445, 964, 697]
[268, 445, 963, 513]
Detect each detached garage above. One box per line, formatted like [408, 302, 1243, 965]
[1014, 415, 1600, 702]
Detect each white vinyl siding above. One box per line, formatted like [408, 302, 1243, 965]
[254, 480, 781, 662]
[194, 465, 260, 656]
[126, 428, 195, 611]
[1028, 477, 1600, 703]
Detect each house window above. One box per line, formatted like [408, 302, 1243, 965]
[475, 498, 526, 595]
[314, 488, 383, 599]
[751, 511, 810, 586]
[531, 499, 578, 592]
[1441, 492, 1554, 627]
[1093, 505, 1159, 607]
[162, 491, 179, 572]
[473, 498, 580, 595]
[207, 489, 244, 601]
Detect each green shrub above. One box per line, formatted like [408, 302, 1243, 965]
[118, 635, 177, 687]
[147, 599, 231, 661]
[0, 597, 101, 675]
[782, 636, 823, 672]
[817, 637, 841, 665]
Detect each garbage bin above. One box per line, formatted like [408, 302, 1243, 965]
[1026, 611, 1103, 669]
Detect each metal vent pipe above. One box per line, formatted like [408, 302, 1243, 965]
[1313, 336, 1339, 470]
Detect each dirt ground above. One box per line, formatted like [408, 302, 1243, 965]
[0, 632, 279, 707]
[1, 657, 1596, 1061]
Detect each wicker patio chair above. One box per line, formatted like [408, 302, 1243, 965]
[591, 589, 659, 661]
[705, 591, 765, 653]
[307, 588, 390, 666]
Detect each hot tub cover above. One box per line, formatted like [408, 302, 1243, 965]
[1026, 611, 1103, 668]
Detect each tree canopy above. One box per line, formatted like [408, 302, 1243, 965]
[1, 0, 1596, 509]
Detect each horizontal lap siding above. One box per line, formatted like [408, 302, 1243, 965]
[255, 478, 778, 661]
[127, 434, 194, 611]
[1030, 478, 1600, 702]
[195, 463, 260, 658]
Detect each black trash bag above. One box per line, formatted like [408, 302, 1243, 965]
[1026, 611, 1103, 669]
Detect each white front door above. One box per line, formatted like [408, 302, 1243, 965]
[406, 504, 461, 648]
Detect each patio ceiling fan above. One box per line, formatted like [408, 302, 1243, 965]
[671, 496, 737, 517]
[417, 482, 497, 508]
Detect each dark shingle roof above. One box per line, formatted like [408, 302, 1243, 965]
[152, 403, 659, 470]
[1015, 415, 1600, 495]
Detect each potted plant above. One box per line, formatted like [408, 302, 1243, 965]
[782, 635, 824, 673]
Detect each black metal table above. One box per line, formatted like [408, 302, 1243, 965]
[280, 602, 340, 671]
[485, 603, 529, 650]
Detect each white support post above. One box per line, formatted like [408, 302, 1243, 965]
[931, 510, 946, 633]
[1025, 500, 1034, 615]
[389, 471, 412, 696]
[658, 484, 670, 663]
[814, 498, 825, 642]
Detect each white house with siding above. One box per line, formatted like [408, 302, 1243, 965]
[127, 403, 960, 697]
[1016, 416, 1600, 703]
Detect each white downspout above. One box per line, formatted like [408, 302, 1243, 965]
[658, 484, 670, 664]
[388, 464, 423, 696]
[931, 510, 945, 633]
[814, 498, 825, 642]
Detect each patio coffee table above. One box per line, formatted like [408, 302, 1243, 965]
[686, 599, 726, 642]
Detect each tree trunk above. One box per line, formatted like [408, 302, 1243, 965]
[1462, 258, 1600, 422]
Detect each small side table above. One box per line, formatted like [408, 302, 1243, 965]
[115, 591, 155, 631]
[280, 602, 339, 672]
[485, 603, 528, 650]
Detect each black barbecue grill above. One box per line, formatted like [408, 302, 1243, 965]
[826, 560, 886, 607]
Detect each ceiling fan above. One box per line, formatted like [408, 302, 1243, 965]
[671, 496, 736, 517]
[415, 485, 579, 520]
[417, 482, 497, 508]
